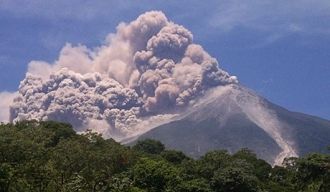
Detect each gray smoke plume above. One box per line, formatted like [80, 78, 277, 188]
[9, 11, 238, 139]
[0, 92, 17, 123]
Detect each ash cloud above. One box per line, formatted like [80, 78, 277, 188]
[8, 11, 238, 139]
[0, 92, 17, 123]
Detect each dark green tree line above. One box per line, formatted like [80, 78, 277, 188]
[0, 121, 329, 192]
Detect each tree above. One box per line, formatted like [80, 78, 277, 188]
[160, 150, 189, 164]
[197, 150, 232, 178]
[132, 158, 180, 192]
[178, 179, 211, 192]
[233, 148, 272, 181]
[1, 120, 329, 192]
[211, 166, 260, 192]
[132, 139, 165, 155]
[294, 153, 330, 192]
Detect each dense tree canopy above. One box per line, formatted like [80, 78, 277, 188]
[0, 121, 329, 191]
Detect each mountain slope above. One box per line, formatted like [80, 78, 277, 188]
[133, 85, 330, 165]
[270, 103, 330, 156]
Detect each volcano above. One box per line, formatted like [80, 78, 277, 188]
[4, 11, 330, 166]
[130, 84, 330, 165]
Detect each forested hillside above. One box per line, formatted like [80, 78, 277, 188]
[0, 121, 329, 192]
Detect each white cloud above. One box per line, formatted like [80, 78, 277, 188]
[209, 0, 330, 35]
[0, 92, 17, 123]
[2, 0, 329, 39]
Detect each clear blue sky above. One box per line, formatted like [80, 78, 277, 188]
[1, 0, 329, 119]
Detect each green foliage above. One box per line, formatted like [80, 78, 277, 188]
[177, 178, 211, 192]
[293, 153, 330, 192]
[132, 158, 180, 192]
[196, 150, 232, 178]
[211, 166, 260, 192]
[160, 150, 190, 164]
[0, 120, 329, 192]
[0, 121, 134, 191]
[233, 148, 272, 181]
[132, 139, 165, 154]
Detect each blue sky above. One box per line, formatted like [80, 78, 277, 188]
[1, 0, 330, 119]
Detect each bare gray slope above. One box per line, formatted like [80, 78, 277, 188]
[137, 114, 281, 164]
[268, 103, 330, 156]
[133, 85, 330, 165]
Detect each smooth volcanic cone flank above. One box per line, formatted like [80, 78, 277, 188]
[134, 85, 330, 165]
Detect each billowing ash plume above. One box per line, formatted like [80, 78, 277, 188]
[0, 92, 17, 123]
[10, 69, 141, 131]
[9, 11, 238, 139]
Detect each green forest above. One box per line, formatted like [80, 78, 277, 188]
[0, 121, 329, 192]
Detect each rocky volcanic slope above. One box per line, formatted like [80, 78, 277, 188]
[133, 85, 330, 165]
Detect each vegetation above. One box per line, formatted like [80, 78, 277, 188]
[0, 121, 329, 192]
